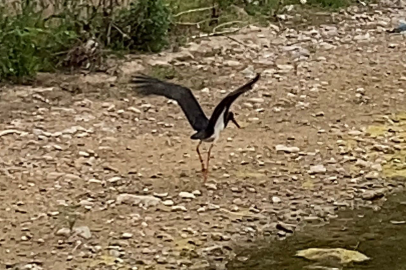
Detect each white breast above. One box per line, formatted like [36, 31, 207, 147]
[208, 108, 226, 142]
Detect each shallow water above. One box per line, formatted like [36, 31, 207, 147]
[227, 193, 406, 270]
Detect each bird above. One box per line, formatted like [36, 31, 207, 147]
[131, 73, 261, 182]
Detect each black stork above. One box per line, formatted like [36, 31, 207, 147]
[132, 73, 261, 182]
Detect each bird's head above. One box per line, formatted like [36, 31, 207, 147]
[226, 111, 241, 129]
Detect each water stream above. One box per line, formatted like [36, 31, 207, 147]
[227, 193, 406, 270]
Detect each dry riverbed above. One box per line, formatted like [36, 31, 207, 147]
[2, 2, 406, 270]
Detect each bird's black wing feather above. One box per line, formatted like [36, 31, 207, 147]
[208, 73, 261, 126]
[132, 74, 209, 131]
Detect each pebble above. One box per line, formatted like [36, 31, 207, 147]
[21, 235, 29, 241]
[275, 144, 300, 153]
[197, 206, 207, 212]
[233, 198, 244, 206]
[172, 205, 187, 212]
[153, 192, 168, 198]
[108, 176, 121, 183]
[308, 164, 327, 174]
[121, 233, 133, 239]
[356, 159, 371, 167]
[248, 98, 265, 103]
[362, 188, 386, 200]
[128, 107, 141, 114]
[272, 196, 282, 204]
[56, 228, 71, 237]
[109, 249, 120, 257]
[225, 60, 241, 67]
[162, 200, 174, 206]
[179, 192, 196, 199]
[277, 64, 294, 72]
[390, 220, 406, 225]
[208, 203, 220, 210]
[205, 183, 217, 190]
[201, 87, 210, 93]
[277, 230, 287, 237]
[72, 226, 92, 239]
[116, 194, 161, 207]
[248, 117, 260, 123]
[88, 178, 103, 185]
[320, 42, 335, 50]
[141, 247, 155, 254]
[79, 151, 90, 157]
[348, 130, 363, 136]
[365, 171, 380, 180]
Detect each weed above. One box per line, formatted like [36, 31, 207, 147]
[56, 204, 81, 231]
[149, 66, 179, 80]
[0, 0, 80, 82]
[0, 0, 77, 82]
[111, 0, 172, 52]
[306, 0, 352, 9]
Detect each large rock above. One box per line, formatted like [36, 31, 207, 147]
[296, 248, 370, 264]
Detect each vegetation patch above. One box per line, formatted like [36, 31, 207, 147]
[0, 0, 368, 83]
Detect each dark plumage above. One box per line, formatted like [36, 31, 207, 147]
[132, 75, 209, 132]
[132, 73, 261, 182]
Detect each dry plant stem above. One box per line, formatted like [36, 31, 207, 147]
[111, 23, 130, 39]
[190, 25, 248, 39]
[176, 18, 216, 28]
[212, 20, 245, 33]
[226, 36, 258, 53]
[226, 36, 247, 47]
[174, 6, 217, 18]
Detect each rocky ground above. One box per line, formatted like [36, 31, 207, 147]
[2, 1, 406, 270]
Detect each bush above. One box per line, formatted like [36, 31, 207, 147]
[0, 0, 172, 82]
[0, 0, 78, 82]
[306, 0, 352, 9]
[111, 0, 172, 52]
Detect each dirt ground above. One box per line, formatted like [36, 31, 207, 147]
[2, 3, 406, 270]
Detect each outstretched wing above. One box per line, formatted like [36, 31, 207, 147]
[132, 74, 209, 131]
[208, 73, 261, 125]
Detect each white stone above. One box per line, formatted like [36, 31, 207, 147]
[179, 192, 195, 199]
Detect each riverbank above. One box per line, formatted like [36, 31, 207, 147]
[1, 1, 406, 270]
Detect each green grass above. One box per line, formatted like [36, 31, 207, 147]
[149, 66, 179, 80]
[307, 0, 358, 9]
[0, 0, 78, 83]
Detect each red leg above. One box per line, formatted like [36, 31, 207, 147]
[196, 141, 206, 178]
[204, 144, 214, 183]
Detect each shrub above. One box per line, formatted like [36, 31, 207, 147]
[306, 0, 352, 9]
[111, 0, 172, 52]
[0, 0, 172, 82]
[0, 0, 78, 82]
